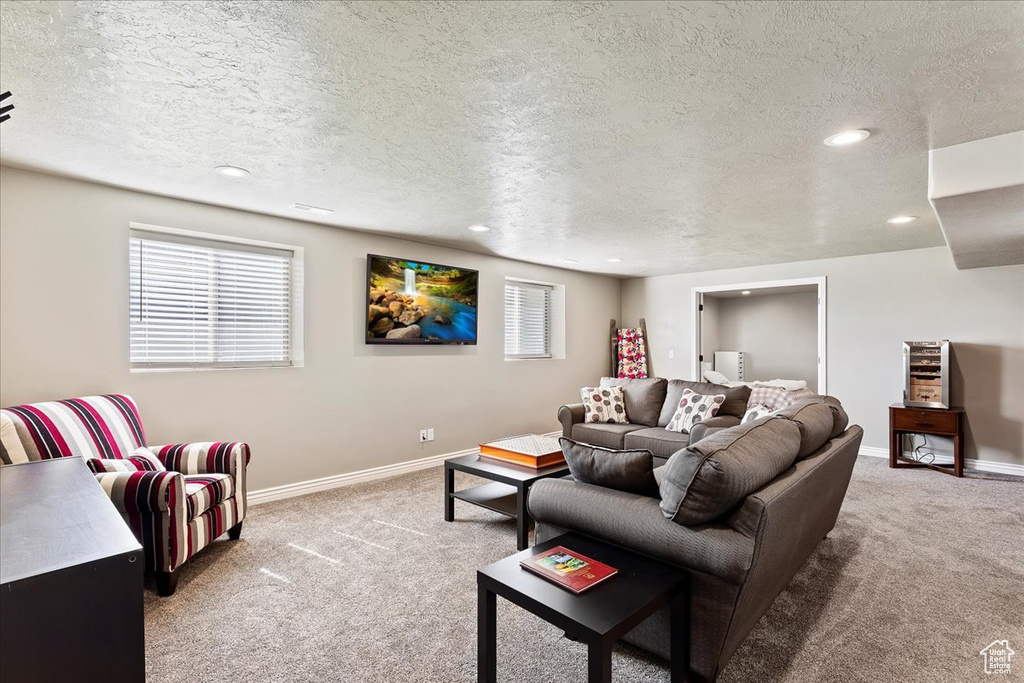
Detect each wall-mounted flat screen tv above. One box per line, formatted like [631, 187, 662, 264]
[366, 254, 478, 345]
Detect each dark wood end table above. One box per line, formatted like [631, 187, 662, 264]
[444, 453, 570, 550]
[889, 403, 966, 477]
[477, 532, 691, 683]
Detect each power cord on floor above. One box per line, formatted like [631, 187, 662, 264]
[909, 434, 936, 464]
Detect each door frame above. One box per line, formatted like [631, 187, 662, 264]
[690, 276, 827, 394]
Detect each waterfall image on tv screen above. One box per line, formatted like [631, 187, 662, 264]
[366, 255, 478, 344]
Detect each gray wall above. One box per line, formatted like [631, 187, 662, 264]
[713, 291, 818, 386]
[0, 167, 622, 490]
[622, 247, 1024, 467]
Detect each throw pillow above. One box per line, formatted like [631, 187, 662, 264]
[580, 386, 628, 424]
[559, 437, 659, 497]
[659, 416, 801, 526]
[702, 369, 732, 385]
[742, 403, 776, 424]
[86, 447, 166, 474]
[747, 385, 815, 411]
[665, 389, 725, 433]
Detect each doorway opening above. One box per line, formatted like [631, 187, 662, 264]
[691, 277, 827, 394]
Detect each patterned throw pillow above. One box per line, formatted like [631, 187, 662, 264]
[580, 386, 629, 424]
[665, 389, 725, 433]
[747, 386, 815, 412]
[742, 403, 777, 424]
[86, 447, 166, 474]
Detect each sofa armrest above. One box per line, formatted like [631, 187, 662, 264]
[149, 442, 250, 476]
[688, 414, 741, 445]
[94, 470, 185, 514]
[557, 404, 586, 438]
[528, 478, 755, 584]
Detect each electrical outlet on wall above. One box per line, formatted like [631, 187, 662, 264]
[427, 428, 435, 441]
[419, 429, 428, 443]
[668, 349, 675, 359]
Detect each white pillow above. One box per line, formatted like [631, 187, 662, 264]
[580, 386, 629, 424]
[665, 389, 725, 433]
[742, 403, 777, 424]
[702, 369, 731, 385]
[752, 379, 808, 391]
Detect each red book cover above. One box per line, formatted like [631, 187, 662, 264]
[519, 546, 617, 594]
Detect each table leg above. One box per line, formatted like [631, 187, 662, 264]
[670, 577, 691, 682]
[478, 585, 496, 683]
[587, 639, 612, 683]
[889, 425, 899, 468]
[444, 464, 455, 522]
[954, 418, 964, 478]
[516, 483, 529, 551]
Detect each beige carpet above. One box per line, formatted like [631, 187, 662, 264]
[144, 458, 1023, 682]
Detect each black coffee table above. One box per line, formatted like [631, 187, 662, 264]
[444, 453, 570, 550]
[477, 532, 691, 683]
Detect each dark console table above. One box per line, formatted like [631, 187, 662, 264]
[889, 403, 966, 477]
[0, 456, 145, 682]
[477, 532, 690, 682]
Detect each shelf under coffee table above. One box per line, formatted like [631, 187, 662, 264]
[444, 453, 570, 551]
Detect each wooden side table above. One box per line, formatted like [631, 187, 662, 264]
[889, 403, 966, 477]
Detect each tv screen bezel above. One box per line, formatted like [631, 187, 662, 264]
[365, 253, 479, 345]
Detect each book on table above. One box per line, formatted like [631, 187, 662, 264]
[478, 434, 564, 469]
[519, 546, 617, 594]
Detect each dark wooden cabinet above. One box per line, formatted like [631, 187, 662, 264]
[889, 403, 966, 477]
[1, 457, 145, 683]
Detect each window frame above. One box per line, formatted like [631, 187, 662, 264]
[128, 222, 303, 372]
[504, 278, 555, 361]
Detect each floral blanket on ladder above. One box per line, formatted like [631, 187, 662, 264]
[616, 328, 648, 378]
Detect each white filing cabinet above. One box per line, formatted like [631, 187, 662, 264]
[714, 351, 745, 381]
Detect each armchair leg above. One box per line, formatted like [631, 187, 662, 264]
[228, 522, 244, 540]
[155, 571, 178, 597]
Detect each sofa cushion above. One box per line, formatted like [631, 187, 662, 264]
[599, 377, 668, 427]
[184, 473, 235, 520]
[571, 423, 643, 450]
[822, 395, 850, 439]
[623, 427, 691, 459]
[659, 416, 801, 526]
[580, 386, 629, 424]
[559, 437, 659, 497]
[773, 399, 835, 459]
[659, 380, 750, 426]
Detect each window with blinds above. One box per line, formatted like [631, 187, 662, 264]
[130, 229, 295, 369]
[504, 279, 553, 359]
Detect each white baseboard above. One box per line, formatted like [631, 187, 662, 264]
[249, 431, 563, 505]
[859, 446, 1024, 477]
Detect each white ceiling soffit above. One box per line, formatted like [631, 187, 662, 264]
[928, 131, 1024, 270]
[1, 1, 1023, 277]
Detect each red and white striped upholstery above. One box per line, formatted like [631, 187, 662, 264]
[0, 395, 250, 580]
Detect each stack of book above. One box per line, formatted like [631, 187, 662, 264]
[478, 434, 564, 469]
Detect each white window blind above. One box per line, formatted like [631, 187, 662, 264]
[130, 229, 294, 368]
[504, 280, 552, 359]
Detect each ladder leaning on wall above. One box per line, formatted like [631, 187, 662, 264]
[610, 318, 652, 379]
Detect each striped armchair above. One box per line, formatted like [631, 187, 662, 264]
[0, 394, 249, 596]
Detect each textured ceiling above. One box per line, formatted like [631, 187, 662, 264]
[1, 1, 1022, 276]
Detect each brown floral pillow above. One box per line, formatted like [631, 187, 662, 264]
[580, 386, 629, 424]
[665, 389, 725, 433]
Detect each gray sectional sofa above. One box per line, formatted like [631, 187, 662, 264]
[533, 395, 862, 682]
[558, 377, 752, 463]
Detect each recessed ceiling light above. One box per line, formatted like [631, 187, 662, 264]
[291, 202, 334, 216]
[741, 290, 752, 295]
[606, 258, 623, 263]
[887, 215, 918, 224]
[561, 258, 579, 264]
[823, 129, 870, 147]
[215, 165, 251, 178]
[468, 224, 490, 233]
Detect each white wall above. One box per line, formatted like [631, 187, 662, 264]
[0, 167, 622, 490]
[713, 291, 818, 386]
[622, 247, 1024, 467]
